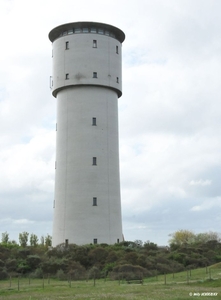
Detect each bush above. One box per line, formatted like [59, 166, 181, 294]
[88, 266, 100, 279]
[88, 247, 108, 267]
[169, 252, 186, 264]
[124, 252, 138, 265]
[5, 259, 17, 272]
[0, 259, 4, 268]
[156, 263, 173, 274]
[144, 242, 158, 251]
[41, 257, 68, 274]
[56, 269, 66, 281]
[16, 259, 31, 274]
[27, 255, 41, 270]
[215, 255, 221, 262]
[30, 268, 43, 279]
[0, 268, 8, 280]
[170, 261, 185, 273]
[111, 264, 146, 280]
[67, 261, 86, 280]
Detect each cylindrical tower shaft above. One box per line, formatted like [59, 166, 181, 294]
[49, 22, 125, 246]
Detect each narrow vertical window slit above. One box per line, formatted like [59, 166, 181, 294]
[93, 197, 97, 206]
[92, 117, 96, 126]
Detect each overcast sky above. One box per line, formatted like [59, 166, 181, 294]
[0, 0, 221, 246]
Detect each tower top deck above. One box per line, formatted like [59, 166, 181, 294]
[49, 21, 125, 43]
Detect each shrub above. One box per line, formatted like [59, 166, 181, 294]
[30, 268, 43, 278]
[27, 255, 41, 270]
[156, 263, 173, 274]
[56, 269, 66, 281]
[41, 257, 68, 274]
[88, 266, 100, 279]
[67, 261, 86, 280]
[111, 264, 146, 280]
[124, 252, 138, 265]
[0, 259, 4, 268]
[144, 242, 158, 251]
[88, 247, 108, 267]
[0, 268, 8, 280]
[106, 251, 118, 263]
[16, 259, 31, 274]
[5, 259, 17, 272]
[215, 255, 221, 262]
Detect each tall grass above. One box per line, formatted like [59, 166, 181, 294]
[0, 266, 220, 300]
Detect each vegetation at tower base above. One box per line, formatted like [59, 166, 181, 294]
[0, 230, 220, 281]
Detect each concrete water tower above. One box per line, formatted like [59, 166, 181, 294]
[49, 21, 125, 246]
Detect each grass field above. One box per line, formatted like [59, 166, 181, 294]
[0, 266, 220, 300]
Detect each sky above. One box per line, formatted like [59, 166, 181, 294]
[0, 0, 221, 246]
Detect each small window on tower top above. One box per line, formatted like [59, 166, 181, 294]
[93, 40, 97, 48]
[93, 197, 97, 206]
[92, 117, 96, 126]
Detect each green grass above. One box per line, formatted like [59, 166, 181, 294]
[145, 265, 221, 284]
[210, 262, 221, 269]
[0, 267, 221, 300]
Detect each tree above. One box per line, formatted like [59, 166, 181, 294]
[144, 241, 158, 250]
[1, 232, 9, 244]
[72, 246, 90, 268]
[168, 230, 195, 246]
[16, 259, 30, 274]
[30, 234, 38, 247]
[169, 230, 221, 246]
[124, 252, 138, 265]
[40, 236, 44, 246]
[45, 234, 52, 247]
[27, 255, 41, 270]
[19, 232, 29, 247]
[134, 240, 143, 247]
[67, 261, 86, 280]
[88, 247, 108, 267]
[88, 266, 100, 280]
[195, 232, 220, 244]
[112, 264, 146, 281]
